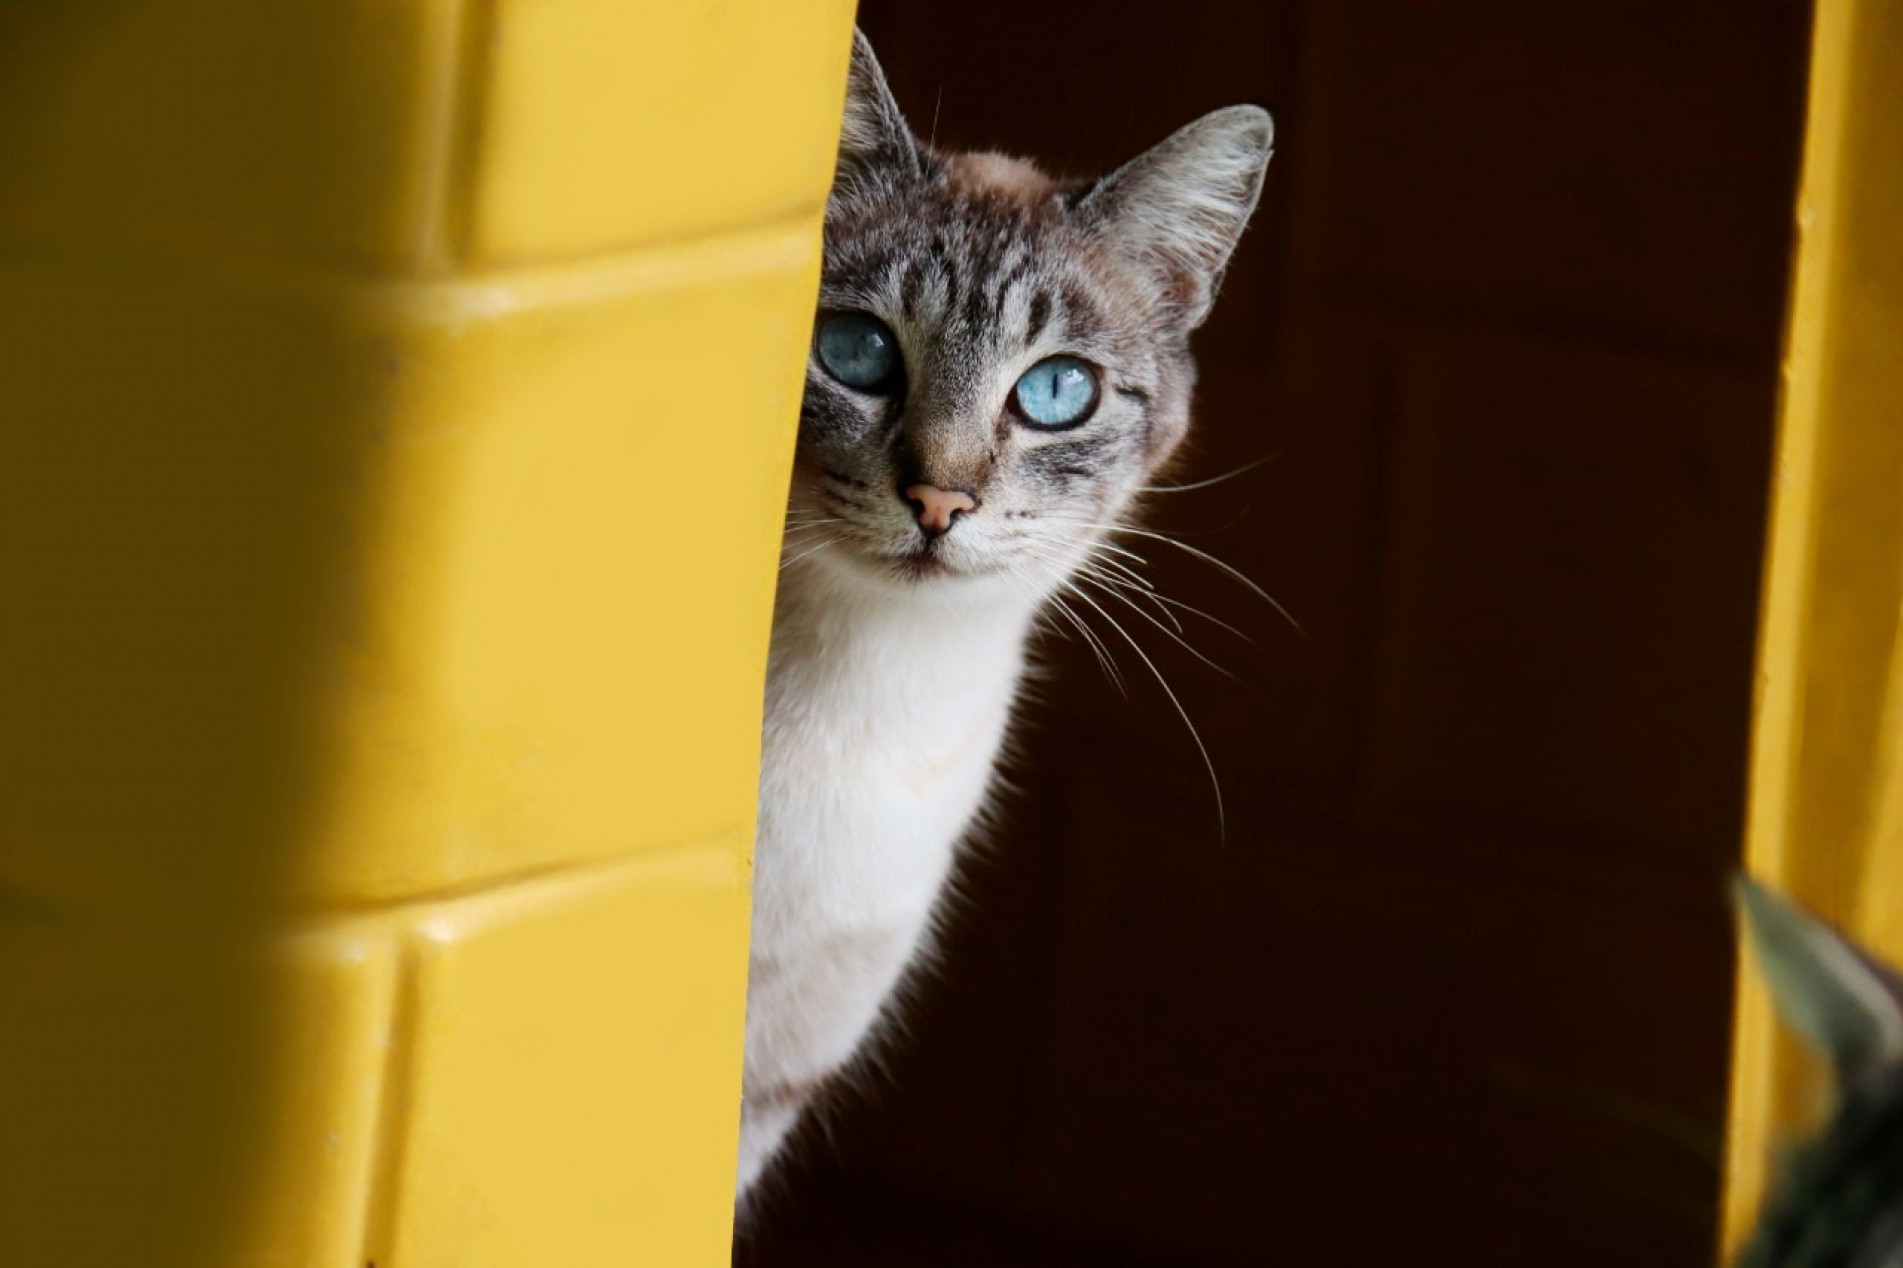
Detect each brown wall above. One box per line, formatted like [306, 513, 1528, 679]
[740, 2, 1811, 1263]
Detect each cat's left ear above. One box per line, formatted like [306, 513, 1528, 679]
[1074, 105, 1274, 328]
[1737, 876, 1903, 1094]
[833, 30, 933, 199]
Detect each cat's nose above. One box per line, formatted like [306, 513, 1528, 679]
[903, 484, 977, 537]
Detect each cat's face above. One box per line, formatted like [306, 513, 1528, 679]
[787, 34, 1272, 594]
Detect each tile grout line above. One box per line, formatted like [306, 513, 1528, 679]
[359, 934, 426, 1268]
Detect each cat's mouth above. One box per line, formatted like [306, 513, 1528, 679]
[876, 536, 997, 583]
[807, 523, 1003, 585]
[891, 547, 952, 580]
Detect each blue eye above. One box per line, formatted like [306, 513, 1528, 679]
[816, 312, 902, 392]
[1012, 356, 1099, 428]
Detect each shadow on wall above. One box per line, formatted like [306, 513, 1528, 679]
[740, 0, 1811, 1263]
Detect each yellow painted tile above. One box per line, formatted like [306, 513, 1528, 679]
[0, 0, 460, 271]
[0, 252, 418, 910]
[455, 0, 857, 264]
[226, 924, 398, 1268]
[369, 844, 751, 1266]
[0, 230, 813, 907]
[300, 234, 815, 901]
[0, 913, 393, 1268]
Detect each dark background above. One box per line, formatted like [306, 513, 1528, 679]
[739, 1, 1813, 1263]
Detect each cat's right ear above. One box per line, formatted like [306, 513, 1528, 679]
[1072, 105, 1274, 329]
[834, 30, 931, 197]
[1737, 876, 1903, 1093]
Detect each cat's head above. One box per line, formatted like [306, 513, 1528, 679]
[1735, 878, 1903, 1266]
[788, 32, 1272, 593]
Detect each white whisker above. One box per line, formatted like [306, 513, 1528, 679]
[1062, 581, 1226, 841]
[779, 538, 839, 571]
[1076, 571, 1236, 681]
[1138, 454, 1278, 494]
[1049, 593, 1127, 695]
[1001, 558, 1126, 693]
[1046, 518, 1305, 637]
[1077, 555, 1184, 635]
[1081, 546, 1163, 594]
[1135, 588, 1259, 647]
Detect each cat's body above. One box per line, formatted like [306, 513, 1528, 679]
[1737, 879, 1903, 1265]
[737, 33, 1272, 1200]
[741, 562, 1031, 1192]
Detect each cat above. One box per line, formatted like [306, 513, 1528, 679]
[737, 30, 1273, 1203]
[1735, 877, 1903, 1265]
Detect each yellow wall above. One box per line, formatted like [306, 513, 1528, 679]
[1724, 0, 1903, 1252]
[0, 4, 855, 1263]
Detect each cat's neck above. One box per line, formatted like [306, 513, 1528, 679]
[769, 553, 1040, 699]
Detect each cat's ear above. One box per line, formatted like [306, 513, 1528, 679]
[834, 30, 931, 197]
[1737, 876, 1903, 1093]
[1074, 105, 1274, 328]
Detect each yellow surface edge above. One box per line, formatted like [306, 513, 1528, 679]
[1721, 0, 1903, 1253]
[0, 2, 857, 1263]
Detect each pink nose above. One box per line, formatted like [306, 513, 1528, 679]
[904, 484, 977, 536]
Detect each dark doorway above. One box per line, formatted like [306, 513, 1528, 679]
[740, 2, 1811, 1262]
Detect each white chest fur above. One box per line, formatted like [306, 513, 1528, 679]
[738, 556, 1036, 1194]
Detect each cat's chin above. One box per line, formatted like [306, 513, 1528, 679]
[813, 539, 1021, 595]
[874, 555, 1000, 591]
[887, 549, 966, 582]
